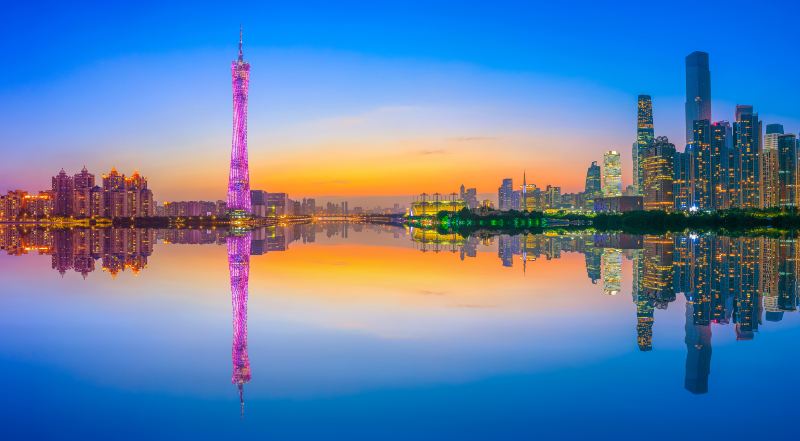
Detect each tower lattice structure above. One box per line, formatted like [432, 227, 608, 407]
[228, 27, 251, 216]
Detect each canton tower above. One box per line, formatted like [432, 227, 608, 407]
[228, 26, 252, 217]
[228, 231, 252, 415]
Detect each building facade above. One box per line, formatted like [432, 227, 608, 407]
[603, 151, 622, 197]
[642, 136, 676, 212]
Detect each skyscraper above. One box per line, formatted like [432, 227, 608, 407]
[685, 51, 712, 146]
[72, 167, 95, 218]
[498, 178, 513, 211]
[762, 124, 784, 208]
[674, 151, 690, 211]
[602, 151, 622, 197]
[227, 27, 252, 218]
[52, 169, 74, 216]
[584, 161, 601, 209]
[690, 119, 712, 210]
[711, 121, 732, 210]
[778, 134, 798, 208]
[636, 95, 654, 194]
[641, 136, 675, 212]
[733, 105, 762, 209]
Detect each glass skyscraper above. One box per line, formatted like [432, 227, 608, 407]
[733, 105, 762, 209]
[602, 151, 622, 197]
[636, 95, 655, 195]
[641, 136, 675, 212]
[685, 52, 712, 147]
[691, 120, 712, 210]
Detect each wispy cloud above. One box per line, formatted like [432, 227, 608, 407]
[416, 149, 448, 156]
[450, 303, 498, 309]
[418, 289, 447, 296]
[449, 136, 499, 142]
[312, 179, 350, 185]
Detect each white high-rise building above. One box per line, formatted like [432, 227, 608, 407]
[603, 150, 623, 197]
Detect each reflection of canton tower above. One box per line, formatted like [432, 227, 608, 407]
[228, 232, 252, 415]
[227, 27, 252, 217]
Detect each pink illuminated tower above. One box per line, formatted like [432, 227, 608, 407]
[228, 231, 252, 415]
[227, 26, 252, 218]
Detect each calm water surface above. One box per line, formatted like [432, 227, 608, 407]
[1, 224, 798, 440]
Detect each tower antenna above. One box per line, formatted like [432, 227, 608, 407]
[238, 25, 243, 61]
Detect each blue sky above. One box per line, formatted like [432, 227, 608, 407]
[2, 0, 798, 203]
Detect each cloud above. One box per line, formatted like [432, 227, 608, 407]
[450, 303, 498, 309]
[449, 136, 499, 142]
[418, 289, 447, 296]
[416, 149, 448, 156]
[312, 179, 350, 185]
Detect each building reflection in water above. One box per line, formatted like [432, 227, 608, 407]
[3, 224, 799, 396]
[413, 229, 799, 394]
[227, 230, 252, 415]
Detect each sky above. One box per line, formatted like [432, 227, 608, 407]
[1, 0, 799, 206]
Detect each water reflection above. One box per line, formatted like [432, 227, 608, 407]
[1, 224, 799, 400]
[412, 230, 799, 394]
[227, 230, 251, 415]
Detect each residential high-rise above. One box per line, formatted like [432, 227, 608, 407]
[690, 120, 712, 210]
[711, 121, 732, 210]
[72, 166, 95, 218]
[778, 134, 798, 208]
[103, 168, 128, 218]
[641, 136, 675, 212]
[498, 178, 514, 211]
[227, 27, 252, 217]
[685, 51, 712, 146]
[52, 169, 74, 216]
[602, 151, 622, 197]
[733, 105, 762, 208]
[762, 124, 785, 208]
[636, 95, 654, 193]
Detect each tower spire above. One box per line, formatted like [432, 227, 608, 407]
[238, 25, 243, 61]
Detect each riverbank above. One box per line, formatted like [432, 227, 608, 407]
[407, 208, 800, 235]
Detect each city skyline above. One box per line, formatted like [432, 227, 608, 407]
[2, 2, 800, 206]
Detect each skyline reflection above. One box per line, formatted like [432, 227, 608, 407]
[1, 224, 799, 398]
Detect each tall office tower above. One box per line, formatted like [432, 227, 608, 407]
[602, 151, 622, 197]
[685, 51, 712, 146]
[72, 167, 95, 217]
[778, 134, 798, 208]
[733, 105, 762, 208]
[632, 142, 638, 195]
[52, 169, 74, 216]
[690, 120, 712, 210]
[584, 161, 601, 207]
[641, 136, 676, 212]
[636, 95, 655, 193]
[498, 178, 513, 211]
[227, 27, 252, 218]
[227, 231, 252, 416]
[711, 121, 733, 210]
[762, 124, 785, 208]
[674, 151, 690, 211]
